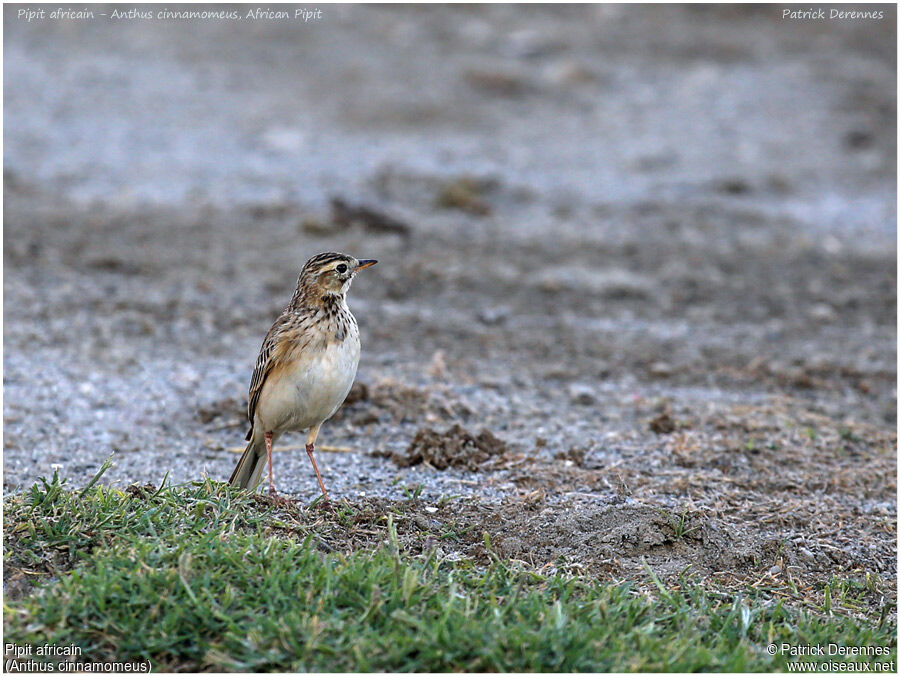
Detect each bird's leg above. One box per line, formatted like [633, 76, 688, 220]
[265, 431, 277, 497]
[305, 424, 330, 502]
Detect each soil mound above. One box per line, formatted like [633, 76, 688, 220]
[384, 424, 509, 471]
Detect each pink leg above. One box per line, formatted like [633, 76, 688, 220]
[306, 443, 330, 502]
[265, 432, 277, 496]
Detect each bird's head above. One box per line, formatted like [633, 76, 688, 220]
[297, 252, 377, 300]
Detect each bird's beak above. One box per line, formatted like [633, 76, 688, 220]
[356, 259, 377, 270]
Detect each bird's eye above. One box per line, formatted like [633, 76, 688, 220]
[336, 264, 348, 273]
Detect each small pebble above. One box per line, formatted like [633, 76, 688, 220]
[568, 384, 596, 406]
[648, 362, 673, 378]
[476, 306, 509, 326]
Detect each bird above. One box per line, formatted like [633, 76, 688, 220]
[228, 252, 377, 501]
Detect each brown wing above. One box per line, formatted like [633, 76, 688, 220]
[245, 310, 298, 440]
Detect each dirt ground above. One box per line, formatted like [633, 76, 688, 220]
[4, 6, 896, 610]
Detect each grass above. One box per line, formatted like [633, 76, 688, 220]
[4, 469, 897, 672]
[655, 505, 701, 540]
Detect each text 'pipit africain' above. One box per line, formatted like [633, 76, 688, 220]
[228, 252, 377, 501]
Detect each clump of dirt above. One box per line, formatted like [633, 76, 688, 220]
[462, 66, 530, 98]
[554, 446, 587, 467]
[334, 379, 472, 425]
[381, 424, 509, 470]
[649, 411, 677, 434]
[329, 197, 412, 237]
[196, 396, 245, 427]
[434, 175, 495, 216]
[125, 483, 158, 499]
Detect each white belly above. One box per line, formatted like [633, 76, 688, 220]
[256, 334, 360, 435]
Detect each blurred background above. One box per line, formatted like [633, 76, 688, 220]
[4, 5, 896, 504]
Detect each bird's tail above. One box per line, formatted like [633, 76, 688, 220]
[228, 436, 267, 490]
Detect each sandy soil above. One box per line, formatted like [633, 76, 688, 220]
[4, 5, 896, 607]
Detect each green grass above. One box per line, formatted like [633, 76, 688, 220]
[4, 469, 896, 672]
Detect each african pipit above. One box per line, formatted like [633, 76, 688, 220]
[228, 252, 377, 501]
